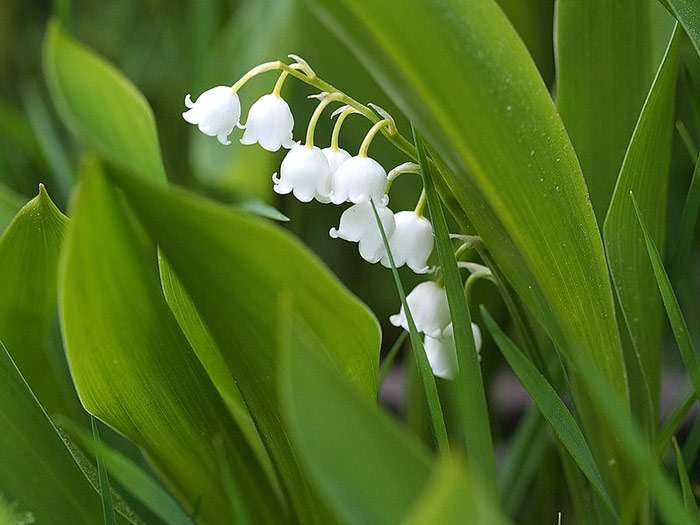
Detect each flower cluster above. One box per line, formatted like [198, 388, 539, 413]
[182, 57, 481, 379]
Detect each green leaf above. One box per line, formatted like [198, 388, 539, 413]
[556, 0, 661, 219]
[369, 197, 448, 453]
[673, 437, 700, 518]
[631, 193, 700, 399]
[603, 24, 683, 418]
[672, 153, 700, 274]
[415, 128, 497, 496]
[107, 166, 381, 524]
[402, 455, 510, 525]
[481, 308, 616, 516]
[0, 184, 80, 419]
[665, 0, 700, 56]
[59, 160, 283, 525]
[278, 297, 431, 525]
[58, 417, 194, 525]
[43, 20, 165, 182]
[0, 341, 104, 524]
[309, 0, 628, 496]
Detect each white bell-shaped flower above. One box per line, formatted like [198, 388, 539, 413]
[381, 211, 434, 273]
[330, 156, 389, 206]
[240, 94, 295, 152]
[183, 86, 241, 145]
[389, 281, 450, 338]
[272, 144, 331, 203]
[424, 322, 482, 380]
[322, 147, 351, 174]
[329, 201, 395, 263]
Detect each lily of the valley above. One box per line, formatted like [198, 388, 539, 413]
[273, 145, 331, 203]
[389, 281, 451, 338]
[381, 211, 434, 273]
[424, 322, 482, 379]
[182, 86, 241, 145]
[330, 156, 389, 206]
[329, 201, 395, 263]
[240, 94, 296, 151]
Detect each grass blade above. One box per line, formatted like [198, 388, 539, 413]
[673, 437, 700, 518]
[378, 330, 408, 385]
[414, 127, 498, 498]
[657, 392, 697, 456]
[481, 308, 615, 515]
[664, 0, 700, 57]
[672, 153, 700, 274]
[91, 416, 116, 525]
[631, 192, 700, 397]
[60, 419, 194, 525]
[369, 198, 449, 452]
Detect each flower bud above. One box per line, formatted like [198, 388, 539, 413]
[240, 94, 295, 152]
[381, 211, 434, 273]
[330, 156, 388, 206]
[329, 201, 395, 264]
[272, 145, 331, 203]
[389, 281, 450, 337]
[182, 86, 241, 145]
[424, 322, 482, 379]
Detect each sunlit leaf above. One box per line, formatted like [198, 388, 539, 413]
[59, 160, 282, 524]
[0, 185, 80, 419]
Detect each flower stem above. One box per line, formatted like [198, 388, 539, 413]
[414, 188, 428, 216]
[359, 119, 391, 157]
[305, 95, 340, 147]
[330, 106, 358, 150]
[385, 162, 421, 193]
[272, 71, 290, 97]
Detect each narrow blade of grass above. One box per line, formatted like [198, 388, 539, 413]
[413, 127, 497, 498]
[90, 416, 116, 525]
[671, 153, 700, 275]
[673, 437, 700, 518]
[59, 419, 194, 525]
[369, 199, 448, 452]
[631, 192, 700, 397]
[657, 392, 697, 456]
[378, 330, 409, 385]
[481, 308, 616, 516]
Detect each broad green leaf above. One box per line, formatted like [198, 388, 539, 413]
[278, 299, 431, 525]
[665, 0, 700, 56]
[0, 185, 80, 419]
[43, 21, 165, 182]
[0, 184, 24, 232]
[481, 308, 615, 515]
[632, 194, 700, 400]
[604, 25, 682, 416]
[107, 166, 381, 524]
[0, 341, 103, 524]
[309, 0, 628, 496]
[556, 0, 661, 219]
[415, 129, 497, 496]
[59, 162, 283, 525]
[673, 437, 700, 518]
[402, 456, 510, 525]
[59, 418, 194, 525]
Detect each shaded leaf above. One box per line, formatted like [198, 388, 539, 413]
[278, 298, 431, 525]
[673, 437, 700, 518]
[43, 20, 165, 182]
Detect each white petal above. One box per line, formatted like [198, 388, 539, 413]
[274, 145, 330, 204]
[217, 133, 231, 145]
[332, 156, 388, 205]
[381, 211, 434, 273]
[184, 94, 194, 108]
[389, 281, 450, 336]
[182, 86, 241, 141]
